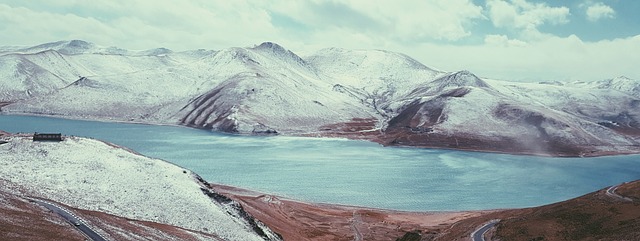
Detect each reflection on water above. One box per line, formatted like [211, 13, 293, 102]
[2, 114, 639, 211]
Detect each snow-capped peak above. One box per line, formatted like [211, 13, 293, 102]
[61, 40, 94, 53]
[22, 40, 97, 55]
[431, 70, 489, 89]
[251, 42, 308, 67]
[253, 42, 288, 54]
[573, 75, 640, 97]
[6, 40, 180, 57]
[136, 47, 173, 56]
[612, 76, 634, 82]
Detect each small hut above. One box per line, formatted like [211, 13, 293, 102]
[33, 133, 63, 142]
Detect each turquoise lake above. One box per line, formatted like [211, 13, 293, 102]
[2, 114, 639, 211]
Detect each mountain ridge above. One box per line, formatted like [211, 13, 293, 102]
[1, 40, 639, 156]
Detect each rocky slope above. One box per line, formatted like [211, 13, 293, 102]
[0, 132, 281, 241]
[1, 40, 639, 156]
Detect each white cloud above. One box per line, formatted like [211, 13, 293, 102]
[484, 34, 528, 47]
[486, 0, 570, 40]
[270, 0, 485, 42]
[585, 2, 615, 22]
[0, 1, 281, 50]
[0, 0, 637, 82]
[0, 0, 485, 50]
[400, 34, 640, 82]
[357, 0, 485, 41]
[0, 4, 121, 47]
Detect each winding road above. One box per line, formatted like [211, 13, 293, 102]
[606, 183, 633, 202]
[470, 219, 500, 241]
[29, 198, 108, 241]
[350, 211, 363, 241]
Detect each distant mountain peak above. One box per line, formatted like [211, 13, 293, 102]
[252, 41, 308, 67]
[13, 40, 178, 56]
[453, 70, 473, 75]
[58, 40, 95, 55]
[21, 39, 97, 55]
[433, 70, 488, 88]
[138, 47, 172, 56]
[597, 75, 638, 86]
[254, 42, 286, 52]
[29, 39, 89, 48]
[66, 39, 92, 48]
[569, 76, 640, 97]
[613, 76, 634, 81]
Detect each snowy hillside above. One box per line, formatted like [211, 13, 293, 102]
[177, 42, 372, 133]
[570, 76, 640, 97]
[1, 40, 639, 156]
[0, 134, 280, 241]
[385, 74, 640, 156]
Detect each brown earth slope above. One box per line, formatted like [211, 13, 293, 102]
[211, 184, 492, 241]
[436, 180, 640, 241]
[0, 185, 86, 241]
[213, 180, 640, 241]
[493, 180, 640, 241]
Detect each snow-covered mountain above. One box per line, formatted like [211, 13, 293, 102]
[0, 134, 281, 241]
[1, 40, 639, 156]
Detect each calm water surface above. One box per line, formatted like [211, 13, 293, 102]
[2, 114, 639, 211]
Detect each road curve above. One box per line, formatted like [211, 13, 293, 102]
[29, 198, 108, 241]
[606, 183, 633, 202]
[471, 219, 500, 241]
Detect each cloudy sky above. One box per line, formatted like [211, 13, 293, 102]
[1, 0, 638, 81]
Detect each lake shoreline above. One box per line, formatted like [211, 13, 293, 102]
[3, 114, 639, 212]
[210, 183, 496, 241]
[3, 129, 639, 240]
[3, 111, 638, 158]
[0, 130, 494, 240]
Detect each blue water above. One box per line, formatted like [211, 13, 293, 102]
[2, 114, 639, 211]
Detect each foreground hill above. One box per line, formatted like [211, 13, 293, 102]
[1, 40, 639, 156]
[208, 181, 640, 241]
[437, 180, 640, 241]
[0, 133, 281, 241]
[492, 180, 640, 241]
[0, 181, 231, 241]
[210, 184, 488, 241]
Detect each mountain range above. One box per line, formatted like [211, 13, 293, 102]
[1, 40, 639, 156]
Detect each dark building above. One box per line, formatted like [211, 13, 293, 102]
[33, 133, 63, 142]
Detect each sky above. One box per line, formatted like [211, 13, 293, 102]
[0, 0, 638, 82]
